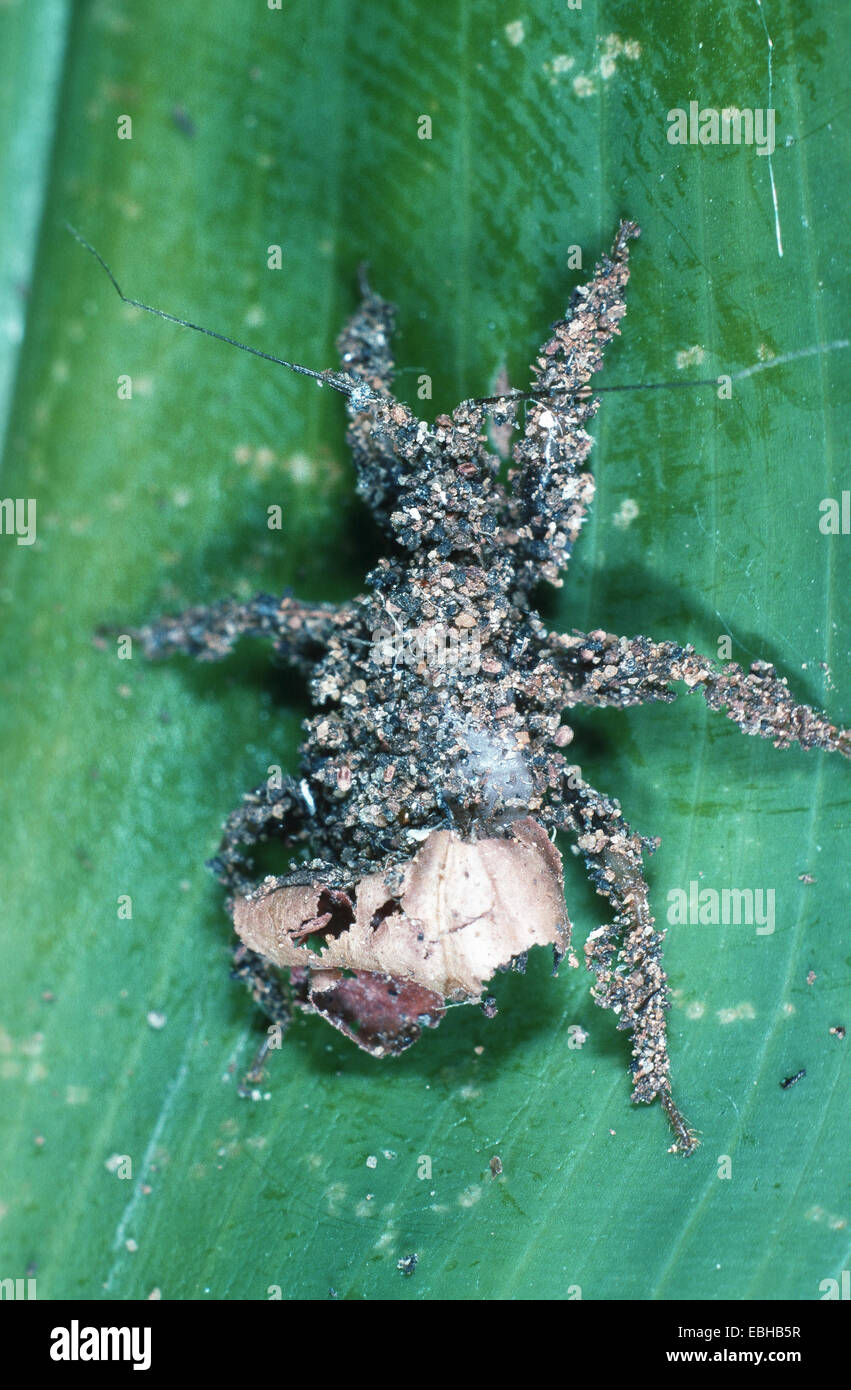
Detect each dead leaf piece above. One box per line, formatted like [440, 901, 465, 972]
[308, 971, 446, 1057]
[232, 817, 570, 1003]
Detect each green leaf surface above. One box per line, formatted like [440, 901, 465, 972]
[1, 0, 848, 1300]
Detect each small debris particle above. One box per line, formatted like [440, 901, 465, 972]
[829, 1025, 846, 1040]
[504, 20, 524, 46]
[366, 1154, 378, 1169]
[397, 1253, 418, 1277]
[612, 497, 639, 531]
[382, 1149, 397, 1160]
[474, 1045, 484, 1056]
[675, 344, 706, 370]
[487, 365, 514, 460]
[147, 1288, 161, 1301]
[806, 971, 817, 986]
[481, 996, 498, 1019]
[125, 1239, 138, 1253]
[146, 1011, 167, 1030]
[780, 1068, 806, 1090]
[489, 1155, 503, 1179]
[717, 1003, 756, 1024]
[798, 873, 816, 884]
[299, 778, 316, 815]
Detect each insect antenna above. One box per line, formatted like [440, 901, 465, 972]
[65, 223, 361, 400]
[471, 339, 849, 410]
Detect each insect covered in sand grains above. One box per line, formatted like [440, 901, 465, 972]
[72, 221, 849, 1155]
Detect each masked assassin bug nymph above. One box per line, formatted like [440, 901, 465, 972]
[70, 221, 849, 1155]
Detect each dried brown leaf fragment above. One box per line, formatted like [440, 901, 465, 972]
[232, 817, 571, 1055]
